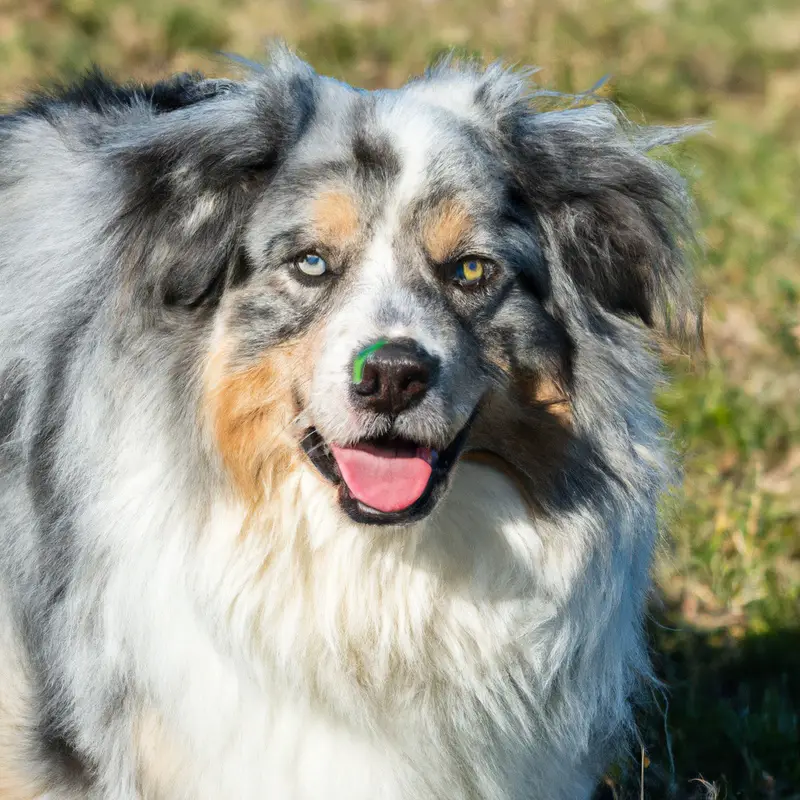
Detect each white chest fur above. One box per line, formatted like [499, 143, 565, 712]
[121, 461, 631, 800]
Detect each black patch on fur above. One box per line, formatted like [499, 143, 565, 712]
[500, 186, 551, 302]
[228, 245, 257, 290]
[107, 67, 318, 310]
[23, 308, 98, 789]
[25, 313, 90, 698]
[284, 73, 319, 139]
[20, 68, 232, 119]
[180, 256, 232, 310]
[36, 715, 94, 792]
[27, 311, 91, 549]
[256, 225, 308, 267]
[0, 360, 27, 449]
[498, 111, 697, 340]
[352, 131, 401, 184]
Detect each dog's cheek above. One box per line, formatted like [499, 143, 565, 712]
[202, 332, 319, 502]
[467, 372, 573, 510]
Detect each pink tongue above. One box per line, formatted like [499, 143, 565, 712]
[330, 443, 433, 513]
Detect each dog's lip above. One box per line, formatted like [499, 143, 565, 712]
[300, 427, 342, 485]
[299, 421, 475, 524]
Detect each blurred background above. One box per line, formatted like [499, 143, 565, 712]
[0, 0, 797, 796]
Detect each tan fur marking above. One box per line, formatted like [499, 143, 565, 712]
[205, 337, 317, 502]
[523, 375, 572, 423]
[311, 190, 360, 245]
[423, 199, 473, 263]
[467, 374, 572, 512]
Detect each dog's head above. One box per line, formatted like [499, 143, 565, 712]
[109, 49, 699, 525]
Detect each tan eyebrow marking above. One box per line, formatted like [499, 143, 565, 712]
[423, 198, 474, 263]
[310, 190, 360, 245]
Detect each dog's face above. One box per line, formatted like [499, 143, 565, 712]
[114, 53, 695, 525]
[202, 74, 574, 525]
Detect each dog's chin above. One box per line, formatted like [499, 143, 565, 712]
[300, 422, 473, 526]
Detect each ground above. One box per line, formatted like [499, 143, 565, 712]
[1, 0, 798, 797]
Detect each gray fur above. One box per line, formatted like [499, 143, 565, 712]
[0, 46, 699, 799]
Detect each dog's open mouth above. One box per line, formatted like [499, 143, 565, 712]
[331, 440, 437, 513]
[301, 426, 472, 525]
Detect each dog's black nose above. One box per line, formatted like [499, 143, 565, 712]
[351, 338, 439, 416]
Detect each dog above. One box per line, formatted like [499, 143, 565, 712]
[0, 45, 699, 799]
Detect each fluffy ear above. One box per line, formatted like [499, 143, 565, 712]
[101, 49, 317, 308]
[502, 101, 702, 343]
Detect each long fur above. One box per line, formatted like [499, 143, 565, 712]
[0, 47, 699, 799]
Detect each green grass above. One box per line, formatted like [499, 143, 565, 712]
[1, 0, 798, 796]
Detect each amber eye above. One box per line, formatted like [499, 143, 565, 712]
[454, 259, 486, 286]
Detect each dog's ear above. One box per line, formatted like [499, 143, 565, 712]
[501, 100, 702, 344]
[105, 50, 317, 309]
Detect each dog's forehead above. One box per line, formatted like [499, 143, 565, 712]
[314, 71, 491, 136]
[287, 78, 502, 227]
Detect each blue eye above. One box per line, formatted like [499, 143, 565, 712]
[296, 253, 327, 277]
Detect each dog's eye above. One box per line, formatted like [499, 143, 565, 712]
[454, 259, 487, 287]
[296, 253, 328, 277]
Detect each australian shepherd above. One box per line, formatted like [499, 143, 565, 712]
[0, 46, 700, 799]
